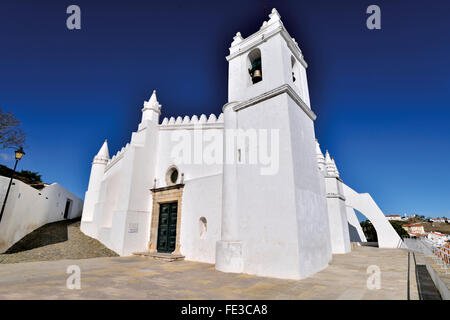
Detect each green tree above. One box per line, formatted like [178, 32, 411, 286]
[360, 220, 377, 242]
[389, 221, 409, 238]
[19, 170, 42, 183]
[360, 220, 409, 242]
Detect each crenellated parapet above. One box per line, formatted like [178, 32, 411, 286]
[104, 112, 224, 172]
[105, 142, 131, 172]
[315, 140, 341, 178]
[325, 150, 340, 178]
[315, 139, 326, 173]
[159, 113, 224, 130]
[315, 143, 340, 179]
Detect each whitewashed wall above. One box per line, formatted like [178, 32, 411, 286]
[153, 124, 224, 263]
[154, 125, 223, 188]
[180, 174, 222, 263]
[224, 94, 331, 280]
[81, 118, 225, 261]
[0, 176, 83, 253]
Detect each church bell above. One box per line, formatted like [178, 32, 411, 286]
[252, 69, 262, 82]
[249, 58, 262, 84]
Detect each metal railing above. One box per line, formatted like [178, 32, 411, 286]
[403, 237, 449, 274]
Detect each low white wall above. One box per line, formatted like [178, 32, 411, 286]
[0, 176, 83, 253]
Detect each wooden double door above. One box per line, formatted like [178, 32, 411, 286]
[156, 202, 178, 253]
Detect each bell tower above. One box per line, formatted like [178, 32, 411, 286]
[227, 8, 311, 107]
[216, 8, 332, 280]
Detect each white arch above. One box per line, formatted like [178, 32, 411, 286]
[342, 183, 403, 248]
[346, 206, 367, 242]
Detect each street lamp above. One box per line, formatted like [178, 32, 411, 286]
[0, 147, 25, 223]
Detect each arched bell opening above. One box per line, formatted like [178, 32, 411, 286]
[291, 56, 297, 83]
[247, 48, 262, 85]
[291, 55, 303, 96]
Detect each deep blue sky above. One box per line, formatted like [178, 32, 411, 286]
[0, 0, 449, 218]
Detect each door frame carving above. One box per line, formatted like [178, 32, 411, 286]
[149, 184, 184, 254]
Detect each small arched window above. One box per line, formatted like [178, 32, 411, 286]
[199, 217, 207, 239]
[248, 48, 262, 85]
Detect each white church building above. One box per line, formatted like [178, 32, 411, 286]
[81, 9, 403, 280]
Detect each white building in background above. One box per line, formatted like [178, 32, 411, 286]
[402, 223, 425, 235]
[430, 217, 447, 223]
[427, 232, 449, 246]
[81, 9, 402, 280]
[386, 215, 402, 221]
[0, 176, 83, 253]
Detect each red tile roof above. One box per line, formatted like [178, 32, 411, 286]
[403, 223, 423, 227]
[408, 232, 426, 236]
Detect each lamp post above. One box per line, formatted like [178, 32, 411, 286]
[0, 147, 25, 223]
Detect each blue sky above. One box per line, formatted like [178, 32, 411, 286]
[0, 0, 449, 218]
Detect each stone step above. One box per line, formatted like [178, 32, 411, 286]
[133, 251, 185, 262]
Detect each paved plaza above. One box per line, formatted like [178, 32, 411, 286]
[0, 246, 420, 299]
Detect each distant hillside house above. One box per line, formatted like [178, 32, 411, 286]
[403, 223, 425, 235]
[430, 217, 448, 223]
[386, 215, 402, 221]
[427, 232, 449, 246]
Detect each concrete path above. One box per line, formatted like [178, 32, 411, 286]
[0, 247, 419, 299]
[413, 253, 446, 300]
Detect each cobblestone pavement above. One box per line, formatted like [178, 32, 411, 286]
[0, 247, 419, 299]
[0, 219, 118, 264]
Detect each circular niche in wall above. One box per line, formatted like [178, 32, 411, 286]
[166, 166, 179, 185]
